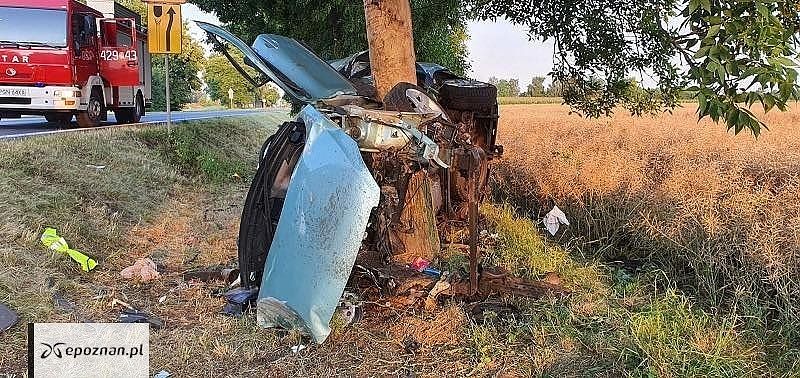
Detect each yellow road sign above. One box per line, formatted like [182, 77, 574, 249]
[147, 3, 182, 54]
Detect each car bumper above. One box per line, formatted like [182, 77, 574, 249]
[0, 85, 83, 112]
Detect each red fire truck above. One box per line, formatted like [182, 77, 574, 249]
[0, 0, 151, 127]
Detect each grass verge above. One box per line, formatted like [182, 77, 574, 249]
[0, 113, 285, 373]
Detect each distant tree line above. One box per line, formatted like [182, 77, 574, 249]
[488, 76, 564, 97]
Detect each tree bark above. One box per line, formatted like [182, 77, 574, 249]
[392, 171, 441, 262]
[363, 0, 418, 100]
[363, 0, 440, 262]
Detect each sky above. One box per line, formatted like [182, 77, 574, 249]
[182, 6, 555, 85]
[465, 21, 554, 84]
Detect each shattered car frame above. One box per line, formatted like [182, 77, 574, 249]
[197, 22, 556, 343]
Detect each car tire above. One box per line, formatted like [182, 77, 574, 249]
[383, 82, 428, 112]
[437, 79, 497, 112]
[77, 91, 104, 128]
[44, 113, 73, 127]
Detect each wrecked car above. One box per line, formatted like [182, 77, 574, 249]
[197, 22, 508, 343]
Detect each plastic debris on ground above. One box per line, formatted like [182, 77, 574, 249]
[221, 287, 259, 317]
[120, 258, 160, 282]
[410, 257, 430, 272]
[336, 292, 363, 326]
[543, 205, 570, 236]
[40, 228, 98, 272]
[153, 370, 171, 378]
[0, 303, 19, 332]
[255, 105, 380, 344]
[290, 345, 307, 354]
[119, 308, 164, 329]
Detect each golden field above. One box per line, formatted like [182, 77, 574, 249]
[493, 103, 800, 333]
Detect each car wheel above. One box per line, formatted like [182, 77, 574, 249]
[77, 91, 104, 128]
[437, 79, 498, 112]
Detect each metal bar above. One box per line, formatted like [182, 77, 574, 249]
[165, 55, 171, 132]
[468, 150, 479, 296]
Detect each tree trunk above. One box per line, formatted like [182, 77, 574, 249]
[392, 171, 441, 262]
[363, 0, 418, 100]
[363, 0, 440, 262]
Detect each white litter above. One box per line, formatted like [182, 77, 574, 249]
[543, 206, 570, 236]
[291, 345, 307, 353]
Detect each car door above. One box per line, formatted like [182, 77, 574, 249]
[194, 21, 358, 104]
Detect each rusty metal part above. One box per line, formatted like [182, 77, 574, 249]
[478, 267, 569, 297]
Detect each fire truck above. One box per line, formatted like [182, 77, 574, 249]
[0, 0, 151, 127]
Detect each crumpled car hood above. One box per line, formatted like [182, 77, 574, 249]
[255, 105, 380, 343]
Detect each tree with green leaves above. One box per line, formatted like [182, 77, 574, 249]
[191, 0, 471, 76]
[526, 76, 547, 96]
[117, 0, 205, 111]
[204, 53, 280, 108]
[489, 77, 521, 97]
[467, 0, 799, 135]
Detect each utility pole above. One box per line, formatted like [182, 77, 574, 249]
[363, 0, 440, 262]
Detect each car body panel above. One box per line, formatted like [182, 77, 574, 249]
[255, 105, 380, 343]
[195, 21, 357, 104]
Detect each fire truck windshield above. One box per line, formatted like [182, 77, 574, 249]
[0, 7, 67, 48]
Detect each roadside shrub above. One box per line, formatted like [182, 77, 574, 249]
[134, 118, 274, 184]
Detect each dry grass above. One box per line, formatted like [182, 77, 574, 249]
[3, 104, 800, 377]
[491, 103, 800, 367]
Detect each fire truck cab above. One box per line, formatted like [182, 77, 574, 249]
[0, 0, 151, 127]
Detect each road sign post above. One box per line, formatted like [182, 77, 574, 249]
[145, 0, 184, 132]
[228, 88, 234, 109]
[165, 55, 171, 131]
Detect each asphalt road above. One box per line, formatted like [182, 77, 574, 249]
[0, 109, 282, 138]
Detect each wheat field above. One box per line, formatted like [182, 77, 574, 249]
[492, 103, 800, 334]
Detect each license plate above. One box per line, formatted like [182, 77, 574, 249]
[0, 88, 28, 97]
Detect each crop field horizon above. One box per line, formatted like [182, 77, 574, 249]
[491, 103, 800, 375]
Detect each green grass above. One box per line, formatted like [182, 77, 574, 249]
[2, 108, 797, 376]
[469, 204, 799, 377]
[498, 96, 564, 105]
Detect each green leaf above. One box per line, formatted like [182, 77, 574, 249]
[693, 46, 712, 59]
[707, 24, 721, 37]
[689, 0, 700, 14]
[700, 0, 711, 13]
[698, 92, 708, 113]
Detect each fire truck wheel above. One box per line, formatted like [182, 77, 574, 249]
[114, 94, 144, 124]
[77, 92, 104, 128]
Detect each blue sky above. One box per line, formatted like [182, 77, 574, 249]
[184, 5, 555, 84]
